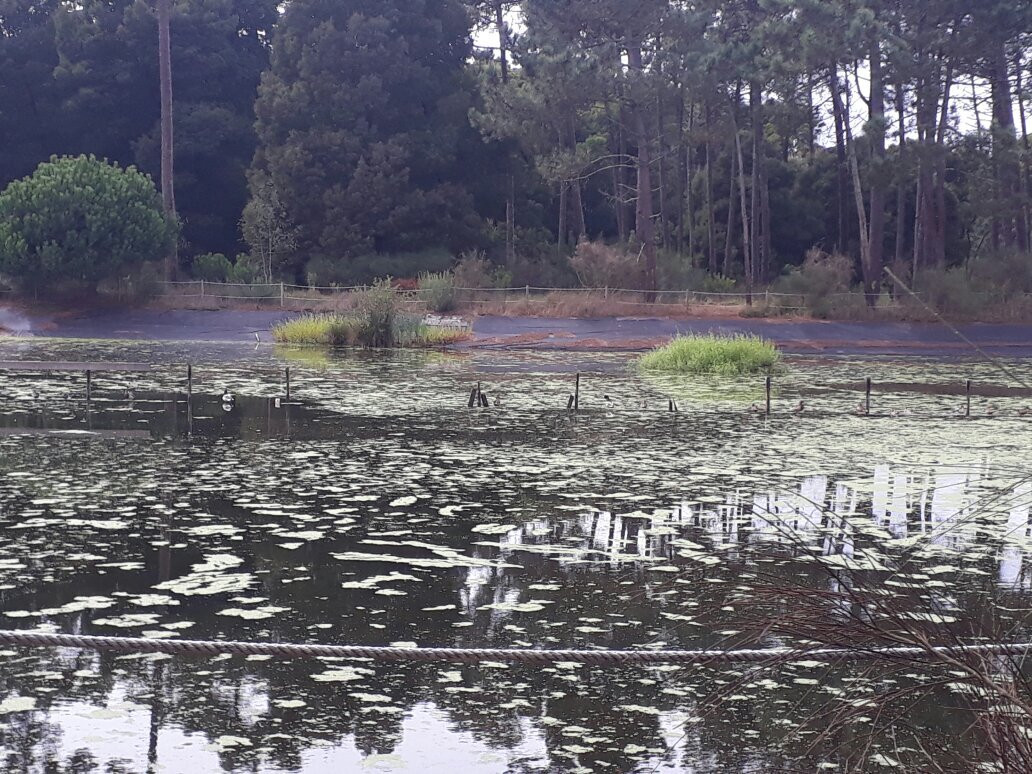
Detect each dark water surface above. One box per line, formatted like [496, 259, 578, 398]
[0, 340, 1030, 772]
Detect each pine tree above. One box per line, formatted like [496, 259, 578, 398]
[250, 0, 480, 278]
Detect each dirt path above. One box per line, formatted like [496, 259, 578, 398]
[469, 316, 1032, 356]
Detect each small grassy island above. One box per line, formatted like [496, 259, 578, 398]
[638, 333, 782, 375]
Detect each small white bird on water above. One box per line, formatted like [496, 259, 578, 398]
[221, 389, 235, 405]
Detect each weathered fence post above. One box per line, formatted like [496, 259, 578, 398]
[187, 364, 193, 400]
[200, 279, 205, 298]
[604, 286, 609, 300]
[280, 282, 285, 307]
[86, 369, 92, 400]
[285, 368, 291, 400]
[525, 284, 530, 299]
[765, 375, 771, 416]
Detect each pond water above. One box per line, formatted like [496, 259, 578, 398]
[0, 340, 1030, 773]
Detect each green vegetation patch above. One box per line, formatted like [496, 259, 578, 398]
[638, 333, 782, 375]
[271, 313, 469, 349]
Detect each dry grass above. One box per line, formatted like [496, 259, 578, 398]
[271, 312, 470, 348]
[459, 290, 747, 319]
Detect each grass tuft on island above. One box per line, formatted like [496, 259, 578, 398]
[272, 313, 470, 348]
[638, 333, 782, 375]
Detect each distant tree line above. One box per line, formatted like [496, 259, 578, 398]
[1, 0, 1030, 297]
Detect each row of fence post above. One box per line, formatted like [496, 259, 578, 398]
[80, 365, 292, 402]
[463, 373, 999, 417]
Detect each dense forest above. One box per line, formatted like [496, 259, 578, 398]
[1, 0, 1031, 300]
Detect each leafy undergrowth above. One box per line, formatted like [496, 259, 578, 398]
[271, 313, 470, 348]
[638, 333, 782, 375]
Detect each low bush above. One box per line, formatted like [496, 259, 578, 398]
[271, 311, 469, 348]
[192, 253, 232, 282]
[272, 314, 361, 346]
[418, 271, 456, 313]
[773, 249, 854, 318]
[354, 278, 398, 347]
[454, 250, 511, 289]
[638, 333, 782, 375]
[569, 239, 641, 289]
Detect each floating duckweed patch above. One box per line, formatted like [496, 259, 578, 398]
[0, 341, 1030, 771]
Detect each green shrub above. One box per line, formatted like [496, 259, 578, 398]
[354, 278, 398, 348]
[0, 155, 176, 294]
[228, 253, 263, 284]
[569, 239, 641, 289]
[699, 273, 737, 293]
[304, 255, 353, 288]
[911, 267, 986, 318]
[418, 271, 456, 312]
[638, 333, 782, 375]
[773, 249, 854, 318]
[192, 253, 232, 282]
[271, 310, 469, 348]
[968, 251, 1032, 298]
[454, 250, 491, 288]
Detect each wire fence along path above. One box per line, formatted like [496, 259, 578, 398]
[159, 280, 817, 309]
[0, 630, 1030, 666]
[159, 279, 1029, 310]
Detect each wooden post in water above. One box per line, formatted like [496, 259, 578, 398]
[285, 368, 291, 400]
[866, 377, 872, 415]
[765, 375, 771, 416]
[966, 380, 972, 417]
[187, 364, 193, 400]
[575, 372, 580, 412]
[85, 369, 92, 400]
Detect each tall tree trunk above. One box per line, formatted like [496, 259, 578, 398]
[731, 96, 752, 304]
[157, 0, 176, 279]
[557, 181, 567, 254]
[1016, 55, 1031, 252]
[506, 174, 515, 265]
[831, 69, 870, 297]
[749, 82, 762, 287]
[724, 146, 737, 277]
[932, 62, 953, 266]
[615, 106, 631, 242]
[565, 117, 586, 242]
[971, 75, 984, 145]
[705, 103, 717, 273]
[494, 1, 508, 84]
[627, 43, 656, 298]
[831, 66, 848, 253]
[867, 41, 887, 306]
[991, 41, 1023, 251]
[894, 81, 907, 274]
[657, 92, 668, 252]
[496, 1, 513, 267]
[806, 71, 816, 158]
